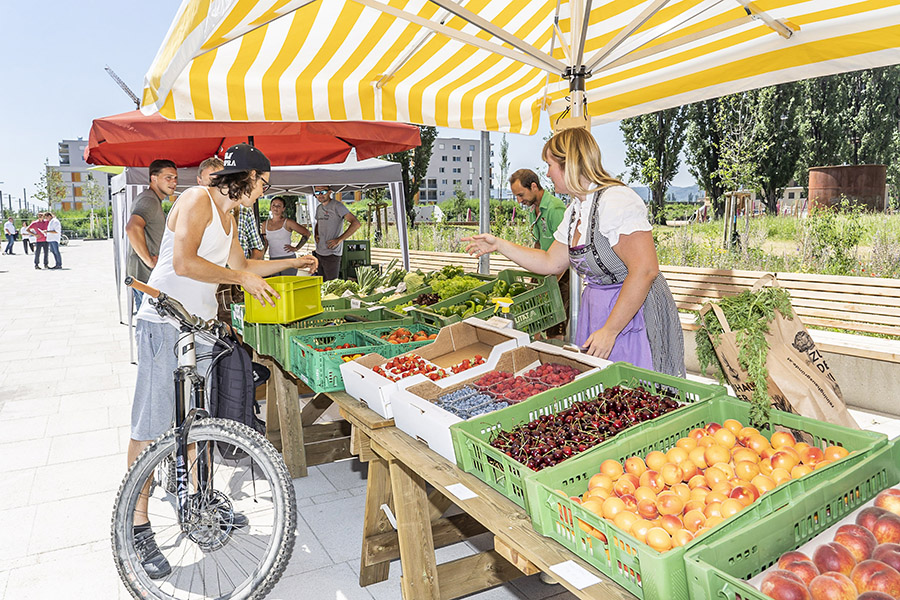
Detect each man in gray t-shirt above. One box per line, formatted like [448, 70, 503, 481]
[126, 159, 178, 308]
[313, 186, 360, 281]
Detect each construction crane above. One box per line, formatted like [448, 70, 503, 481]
[104, 65, 140, 109]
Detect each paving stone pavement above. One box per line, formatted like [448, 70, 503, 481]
[0, 240, 579, 600]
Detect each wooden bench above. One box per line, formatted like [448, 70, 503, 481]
[368, 248, 900, 364]
[662, 266, 900, 364]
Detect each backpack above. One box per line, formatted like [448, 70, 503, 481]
[207, 330, 267, 460]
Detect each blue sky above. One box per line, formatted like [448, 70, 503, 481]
[0, 1, 694, 210]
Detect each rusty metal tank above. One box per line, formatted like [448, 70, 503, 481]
[808, 165, 886, 211]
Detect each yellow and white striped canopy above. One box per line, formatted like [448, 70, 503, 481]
[142, 0, 900, 134]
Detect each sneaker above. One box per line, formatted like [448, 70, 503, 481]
[134, 527, 172, 579]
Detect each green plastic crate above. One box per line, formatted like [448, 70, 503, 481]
[287, 330, 387, 393]
[241, 321, 258, 349]
[450, 363, 725, 510]
[412, 270, 564, 336]
[270, 308, 410, 369]
[339, 240, 371, 280]
[523, 396, 889, 600]
[322, 297, 353, 311]
[251, 323, 280, 358]
[684, 439, 900, 600]
[357, 323, 442, 355]
[230, 303, 245, 336]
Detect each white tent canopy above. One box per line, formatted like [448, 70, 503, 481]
[110, 155, 409, 362]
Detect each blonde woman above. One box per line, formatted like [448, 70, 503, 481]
[464, 128, 684, 376]
[264, 196, 311, 276]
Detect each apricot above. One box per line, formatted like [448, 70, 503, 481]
[723, 419, 744, 435]
[645, 451, 667, 472]
[600, 459, 625, 480]
[771, 431, 796, 449]
[624, 456, 647, 477]
[824, 446, 850, 461]
[588, 473, 614, 492]
[666, 446, 689, 466]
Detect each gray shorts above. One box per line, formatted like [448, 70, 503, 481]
[131, 320, 212, 441]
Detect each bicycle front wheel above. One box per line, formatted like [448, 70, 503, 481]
[112, 418, 296, 600]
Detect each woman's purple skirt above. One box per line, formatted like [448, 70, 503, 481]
[574, 282, 653, 370]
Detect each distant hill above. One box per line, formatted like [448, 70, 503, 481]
[632, 184, 701, 204]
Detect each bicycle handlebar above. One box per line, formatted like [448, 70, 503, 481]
[125, 277, 227, 339]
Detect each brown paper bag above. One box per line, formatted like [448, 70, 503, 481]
[700, 274, 858, 429]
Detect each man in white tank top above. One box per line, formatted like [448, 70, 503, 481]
[127, 144, 317, 578]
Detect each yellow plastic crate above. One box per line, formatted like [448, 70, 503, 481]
[243, 276, 323, 324]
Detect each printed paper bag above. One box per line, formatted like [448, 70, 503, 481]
[700, 274, 858, 429]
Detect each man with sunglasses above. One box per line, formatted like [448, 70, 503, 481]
[312, 186, 360, 281]
[509, 169, 569, 338]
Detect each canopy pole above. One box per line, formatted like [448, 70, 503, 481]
[478, 131, 490, 274]
[567, 72, 586, 344]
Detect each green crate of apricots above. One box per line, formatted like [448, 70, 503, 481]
[523, 395, 888, 600]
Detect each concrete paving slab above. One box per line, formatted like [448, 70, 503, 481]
[290, 466, 337, 500]
[44, 406, 109, 437]
[278, 512, 335, 579]
[298, 493, 367, 564]
[0, 470, 35, 512]
[0, 415, 47, 444]
[29, 454, 124, 504]
[0, 438, 51, 473]
[317, 457, 369, 491]
[0, 397, 60, 419]
[3, 548, 122, 600]
[268, 562, 375, 600]
[47, 428, 120, 465]
[0, 505, 37, 562]
[27, 491, 115, 555]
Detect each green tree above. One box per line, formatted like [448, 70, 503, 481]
[386, 125, 438, 228]
[440, 184, 469, 221]
[714, 91, 769, 194]
[684, 99, 726, 217]
[621, 107, 687, 224]
[753, 83, 802, 214]
[498, 133, 509, 200]
[795, 75, 849, 186]
[32, 159, 66, 210]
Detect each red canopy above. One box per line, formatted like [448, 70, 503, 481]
[85, 110, 420, 167]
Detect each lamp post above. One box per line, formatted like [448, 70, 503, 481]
[851, 134, 861, 166]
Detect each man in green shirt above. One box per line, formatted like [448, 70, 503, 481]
[509, 168, 569, 338]
[508, 169, 566, 250]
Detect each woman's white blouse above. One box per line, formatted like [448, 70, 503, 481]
[553, 186, 652, 248]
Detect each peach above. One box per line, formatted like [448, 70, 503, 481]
[630, 518, 653, 543]
[601, 496, 626, 520]
[600, 459, 625, 480]
[793, 441, 810, 454]
[688, 427, 707, 441]
[646, 527, 672, 552]
[723, 419, 743, 435]
[624, 456, 647, 477]
[857, 506, 890, 532]
[588, 473, 614, 492]
[704, 502, 722, 519]
[874, 488, 900, 517]
[634, 486, 657, 504]
[791, 464, 813, 479]
[680, 459, 700, 482]
[698, 435, 717, 448]
[705, 466, 728, 488]
[735, 460, 761, 482]
[683, 509, 706, 533]
[813, 542, 857, 576]
[871, 513, 900, 544]
[672, 529, 694, 548]
[638, 499, 659, 521]
[684, 499, 706, 514]
[771, 468, 792, 485]
[639, 470, 665, 494]
[733, 447, 759, 463]
[713, 428, 737, 449]
[730, 485, 759, 507]
[666, 446, 689, 466]
[656, 492, 684, 516]
[761, 446, 778, 460]
[778, 551, 813, 568]
[660, 463, 684, 486]
[771, 431, 797, 449]
[585, 486, 611, 501]
[833, 523, 878, 562]
[676, 436, 698, 451]
[746, 434, 771, 454]
[620, 494, 638, 512]
[719, 498, 744, 518]
[645, 451, 667, 472]
[781, 559, 820, 586]
[759, 458, 774, 475]
[706, 490, 729, 505]
[660, 514, 683, 536]
[752, 474, 777, 495]
[824, 446, 850, 461]
[671, 483, 692, 504]
[704, 444, 731, 467]
[851, 559, 900, 597]
[613, 510, 638, 533]
[714, 462, 736, 479]
[800, 446, 825, 466]
[760, 570, 811, 600]
[688, 446, 709, 469]
[807, 572, 856, 600]
[872, 543, 900, 573]
[581, 499, 604, 517]
[738, 426, 760, 445]
[614, 473, 639, 497]
[705, 515, 724, 529]
[688, 474, 709, 490]
[771, 450, 800, 472]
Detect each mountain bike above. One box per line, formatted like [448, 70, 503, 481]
[113, 277, 296, 600]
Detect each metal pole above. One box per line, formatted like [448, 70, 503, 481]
[567, 74, 586, 345]
[478, 131, 490, 274]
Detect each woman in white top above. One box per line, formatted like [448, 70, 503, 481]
[263, 196, 312, 276]
[464, 128, 684, 377]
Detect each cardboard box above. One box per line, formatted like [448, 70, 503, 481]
[391, 342, 612, 461]
[340, 318, 529, 418]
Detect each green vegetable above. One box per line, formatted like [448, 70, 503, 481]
[508, 283, 527, 297]
[431, 275, 484, 300]
[403, 272, 426, 293]
[492, 280, 508, 297]
[355, 265, 381, 296]
[470, 291, 487, 304]
[695, 287, 795, 426]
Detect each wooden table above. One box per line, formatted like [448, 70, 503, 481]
[330, 391, 637, 600]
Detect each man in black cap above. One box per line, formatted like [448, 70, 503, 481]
[127, 143, 316, 580]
